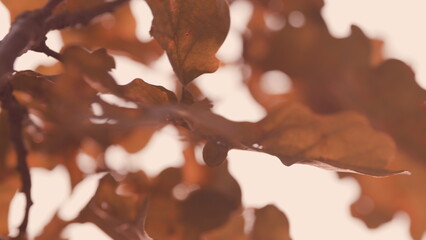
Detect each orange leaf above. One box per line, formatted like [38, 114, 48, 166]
[244, 0, 424, 235]
[60, 1, 163, 64]
[34, 215, 68, 240]
[1, 0, 47, 20]
[251, 205, 291, 240]
[345, 152, 426, 240]
[0, 112, 11, 170]
[146, 0, 230, 84]
[62, 47, 119, 95]
[0, 174, 20, 236]
[256, 102, 403, 176]
[202, 211, 249, 240]
[120, 78, 177, 106]
[160, 102, 403, 176]
[78, 174, 150, 239]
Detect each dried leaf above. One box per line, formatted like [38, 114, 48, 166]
[144, 148, 242, 239]
[183, 145, 241, 204]
[345, 152, 426, 240]
[146, 0, 230, 84]
[244, 0, 424, 236]
[256, 102, 402, 176]
[144, 168, 184, 240]
[119, 78, 177, 106]
[115, 126, 157, 154]
[202, 211, 249, 240]
[59, 1, 163, 64]
[182, 188, 237, 233]
[78, 174, 149, 240]
[0, 174, 20, 236]
[34, 215, 68, 240]
[62, 47, 119, 95]
[145, 195, 184, 240]
[1, 0, 47, 20]
[251, 205, 291, 240]
[157, 102, 402, 176]
[0, 112, 11, 170]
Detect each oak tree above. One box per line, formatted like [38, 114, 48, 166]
[0, 0, 424, 239]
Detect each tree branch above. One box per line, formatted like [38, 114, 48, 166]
[0, 84, 32, 238]
[46, 0, 129, 30]
[32, 38, 63, 62]
[41, 0, 66, 14]
[0, 0, 128, 237]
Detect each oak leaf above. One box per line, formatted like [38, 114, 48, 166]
[60, 1, 163, 64]
[0, 112, 11, 170]
[119, 78, 177, 106]
[345, 152, 426, 240]
[77, 174, 151, 240]
[202, 211, 249, 240]
[0, 174, 20, 236]
[146, 0, 230, 84]
[244, 0, 424, 237]
[251, 205, 291, 240]
[159, 102, 402, 176]
[34, 215, 68, 240]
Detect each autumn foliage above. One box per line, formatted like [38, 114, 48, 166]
[0, 0, 425, 239]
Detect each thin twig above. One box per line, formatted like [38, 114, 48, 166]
[32, 39, 63, 62]
[46, 0, 129, 30]
[0, 0, 62, 237]
[0, 84, 32, 238]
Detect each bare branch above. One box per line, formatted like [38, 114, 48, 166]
[46, 0, 129, 30]
[0, 84, 32, 238]
[32, 39, 63, 62]
[41, 0, 66, 14]
[0, 1, 130, 235]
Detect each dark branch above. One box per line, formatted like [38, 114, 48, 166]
[0, 0, 129, 237]
[32, 39, 63, 62]
[0, 0, 130, 233]
[0, 84, 32, 238]
[0, 0, 128, 87]
[46, 0, 129, 30]
[41, 0, 65, 14]
[0, 1, 65, 233]
[0, 10, 53, 87]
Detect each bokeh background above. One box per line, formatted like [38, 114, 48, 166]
[0, 0, 425, 239]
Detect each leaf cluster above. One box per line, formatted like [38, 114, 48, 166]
[0, 0, 424, 239]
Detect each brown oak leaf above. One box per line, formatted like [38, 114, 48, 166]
[243, 0, 424, 237]
[251, 205, 291, 240]
[146, 0, 230, 84]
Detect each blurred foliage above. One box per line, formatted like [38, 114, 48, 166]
[0, 0, 425, 239]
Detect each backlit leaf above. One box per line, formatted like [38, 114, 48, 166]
[34, 215, 68, 240]
[156, 102, 402, 176]
[251, 205, 291, 240]
[345, 152, 426, 240]
[0, 174, 19, 236]
[120, 78, 177, 106]
[59, 0, 163, 64]
[244, 0, 424, 236]
[256, 102, 401, 176]
[146, 0, 230, 84]
[1, 0, 47, 20]
[0, 111, 11, 170]
[202, 211, 249, 240]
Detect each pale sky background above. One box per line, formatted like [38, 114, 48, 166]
[0, 0, 425, 239]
